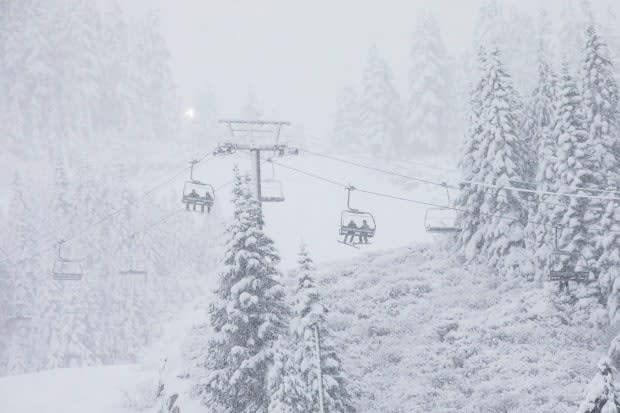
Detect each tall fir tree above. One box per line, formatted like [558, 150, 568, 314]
[455, 47, 488, 259]
[359, 45, 403, 159]
[581, 25, 620, 189]
[462, 49, 528, 276]
[198, 168, 288, 412]
[527, 20, 559, 279]
[290, 245, 355, 412]
[331, 87, 360, 154]
[405, 11, 451, 155]
[553, 64, 601, 288]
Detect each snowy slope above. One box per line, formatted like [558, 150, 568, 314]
[0, 242, 609, 413]
[315, 244, 606, 413]
[0, 364, 144, 413]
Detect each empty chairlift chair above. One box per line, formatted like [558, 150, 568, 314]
[548, 228, 589, 290]
[52, 240, 84, 281]
[119, 255, 148, 276]
[6, 301, 32, 323]
[182, 160, 215, 213]
[339, 186, 376, 246]
[424, 183, 461, 234]
[260, 164, 285, 202]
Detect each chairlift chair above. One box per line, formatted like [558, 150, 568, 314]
[182, 160, 215, 213]
[6, 301, 32, 322]
[424, 208, 461, 233]
[119, 256, 148, 276]
[424, 183, 461, 233]
[260, 164, 285, 202]
[339, 186, 376, 245]
[213, 142, 236, 156]
[260, 179, 285, 202]
[52, 240, 84, 281]
[548, 228, 590, 288]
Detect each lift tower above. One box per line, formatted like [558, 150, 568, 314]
[214, 119, 298, 227]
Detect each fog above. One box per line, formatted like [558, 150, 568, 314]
[125, 0, 616, 137]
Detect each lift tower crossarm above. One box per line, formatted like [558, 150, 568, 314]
[215, 119, 297, 229]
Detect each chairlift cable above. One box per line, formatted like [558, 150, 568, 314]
[298, 148, 620, 204]
[270, 159, 620, 237]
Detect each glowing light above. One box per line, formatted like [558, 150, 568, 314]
[184, 108, 196, 119]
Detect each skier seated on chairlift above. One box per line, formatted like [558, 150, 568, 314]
[204, 191, 214, 212]
[186, 189, 200, 211]
[358, 219, 371, 244]
[344, 220, 358, 243]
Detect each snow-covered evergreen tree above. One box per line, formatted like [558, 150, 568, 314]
[290, 245, 355, 412]
[455, 48, 488, 259]
[581, 24, 620, 189]
[578, 357, 620, 413]
[331, 87, 359, 154]
[197, 168, 288, 412]
[458, 48, 528, 276]
[527, 44, 559, 279]
[405, 11, 451, 155]
[554, 63, 601, 293]
[597, 198, 620, 323]
[359, 45, 403, 158]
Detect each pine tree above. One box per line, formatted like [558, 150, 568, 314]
[198, 168, 288, 412]
[468, 49, 528, 276]
[359, 45, 403, 158]
[578, 357, 620, 413]
[290, 245, 355, 412]
[268, 339, 306, 413]
[2, 173, 37, 374]
[405, 11, 450, 155]
[455, 48, 488, 259]
[554, 63, 601, 289]
[597, 198, 620, 322]
[331, 87, 359, 154]
[581, 25, 620, 189]
[528, 29, 559, 280]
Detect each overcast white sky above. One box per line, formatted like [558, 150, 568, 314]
[123, 0, 616, 137]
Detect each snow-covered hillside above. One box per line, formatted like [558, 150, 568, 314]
[317, 244, 606, 412]
[0, 364, 144, 413]
[4, 242, 608, 413]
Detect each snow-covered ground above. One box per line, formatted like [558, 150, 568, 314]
[317, 245, 606, 412]
[0, 364, 144, 413]
[0, 242, 609, 412]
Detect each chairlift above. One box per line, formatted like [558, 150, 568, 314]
[261, 164, 285, 202]
[119, 261, 148, 276]
[339, 186, 376, 246]
[424, 183, 461, 233]
[548, 227, 589, 290]
[118, 238, 148, 276]
[213, 142, 236, 156]
[6, 301, 32, 322]
[182, 160, 215, 213]
[52, 240, 84, 281]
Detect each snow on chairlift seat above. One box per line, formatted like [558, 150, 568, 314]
[118, 255, 148, 276]
[548, 250, 589, 283]
[260, 178, 285, 202]
[424, 208, 461, 233]
[6, 301, 32, 322]
[52, 258, 84, 281]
